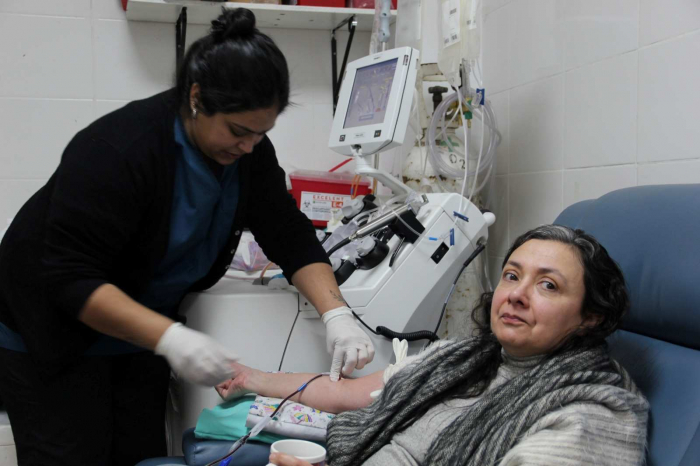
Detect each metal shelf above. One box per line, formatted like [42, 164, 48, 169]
[125, 0, 395, 31]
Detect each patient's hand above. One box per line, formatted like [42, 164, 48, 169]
[268, 452, 314, 466]
[215, 362, 255, 401]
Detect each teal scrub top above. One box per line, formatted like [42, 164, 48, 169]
[0, 117, 240, 355]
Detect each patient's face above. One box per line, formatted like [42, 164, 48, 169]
[491, 239, 586, 357]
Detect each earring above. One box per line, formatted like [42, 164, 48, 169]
[191, 102, 198, 119]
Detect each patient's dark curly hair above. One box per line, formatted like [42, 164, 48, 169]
[473, 224, 630, 353]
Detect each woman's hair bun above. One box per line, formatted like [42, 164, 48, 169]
[211, 8, 256, 43]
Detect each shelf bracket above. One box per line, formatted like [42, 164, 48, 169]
[331, 15, 357, 115]
[176, 7, 188, 72]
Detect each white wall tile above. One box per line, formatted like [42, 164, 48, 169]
[265, 28, 371, 106]
[563, 0, 638, 70]
[483, 3, 512, 94]
[509, 75, 564, 174]
[565, 52, 637, 168]
[0, 180, 48, 223]
[638, 159, 700, 185]
[378, 146, 404, 185]
[509, 0, 565, 88]
[640, 0, 700, 47]
[92, 0, 127, 20]
[272, 102, 360, 183]
[93, 19, 174, 101]
[0, 0, 90, 17]
[638, 32, 700, 163]
[489, 91, 509, 175]
[267, 103, 316, 171]
[483, 0, 516, 16]
[0, 99, 93, 179]
[0, 14, 92, 99]
[269, 28, 330, 105]
[563, 165, 636, 208]
[94, 100, 129, 121]
[509, 171, 563, 240]
[487, 175, 509, 256]
[0, 445, 17, 466]
[184, 24, 210, 49]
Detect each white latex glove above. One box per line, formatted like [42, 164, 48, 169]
[370, 338, 409, 399]
[322, 306, 375, 381]
[155, 323, 238, 386]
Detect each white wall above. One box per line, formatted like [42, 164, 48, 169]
[482, 0, 700, 285]
[0, 0, 370, 225]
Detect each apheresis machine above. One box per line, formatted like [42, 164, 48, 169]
[178, 46, 495, 433]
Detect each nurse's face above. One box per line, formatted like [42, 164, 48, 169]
[490, 239, 588, 357]
[185, 87, 278, 166]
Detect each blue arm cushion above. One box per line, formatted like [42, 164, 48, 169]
[135, 428, 271, 466]
[183, 428, 271, 466]
[136, 458, 187, 466]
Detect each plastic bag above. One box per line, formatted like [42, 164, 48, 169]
[230, 232, 274, 272]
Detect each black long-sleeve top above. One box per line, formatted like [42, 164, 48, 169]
[0, 90, 329, 373]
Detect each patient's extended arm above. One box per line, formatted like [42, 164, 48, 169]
[216, 362, 384, 414]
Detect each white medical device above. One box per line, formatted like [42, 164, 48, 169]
[175, 47, 494, 450]
[329, 46, 419, 157]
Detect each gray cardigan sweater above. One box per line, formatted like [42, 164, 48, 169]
[364, 342, 647, 466]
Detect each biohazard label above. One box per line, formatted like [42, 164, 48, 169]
[300, 192, 352, 221]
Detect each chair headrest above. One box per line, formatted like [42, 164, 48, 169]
[555, 184, 700, 350]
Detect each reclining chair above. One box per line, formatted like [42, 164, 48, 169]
[555, 184, 700, 466]
[140, 184, 700, 466]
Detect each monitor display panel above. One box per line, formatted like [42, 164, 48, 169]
[343, 58, 399, 130]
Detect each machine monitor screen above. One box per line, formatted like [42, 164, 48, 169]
[328, 46, 418, 157]
[343, 58, 399, 130]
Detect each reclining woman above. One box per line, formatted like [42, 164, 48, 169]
[217, 225, 649, 466]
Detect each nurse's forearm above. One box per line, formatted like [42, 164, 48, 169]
[291, 262, 346, 315]
[243, 368, 382, 414]
[78, 283, 174, 350]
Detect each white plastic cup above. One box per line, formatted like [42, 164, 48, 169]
[267, 439, 327, 466]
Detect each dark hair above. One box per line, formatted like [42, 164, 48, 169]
[175, 8, 290, 117]
[472, 224, 630, 353]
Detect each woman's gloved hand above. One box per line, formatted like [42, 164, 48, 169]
[155, 322, 238, 386]
[370, 338, 408, 399]
[322, 306, 375, 381]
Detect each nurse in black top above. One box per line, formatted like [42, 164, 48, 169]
[0, 8, 373, 465]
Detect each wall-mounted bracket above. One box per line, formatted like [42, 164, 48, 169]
[331, 15, 357, 115]
[175, 7, 187, 72]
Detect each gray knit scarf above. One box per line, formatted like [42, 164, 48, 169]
[326, 337, 648, 466]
